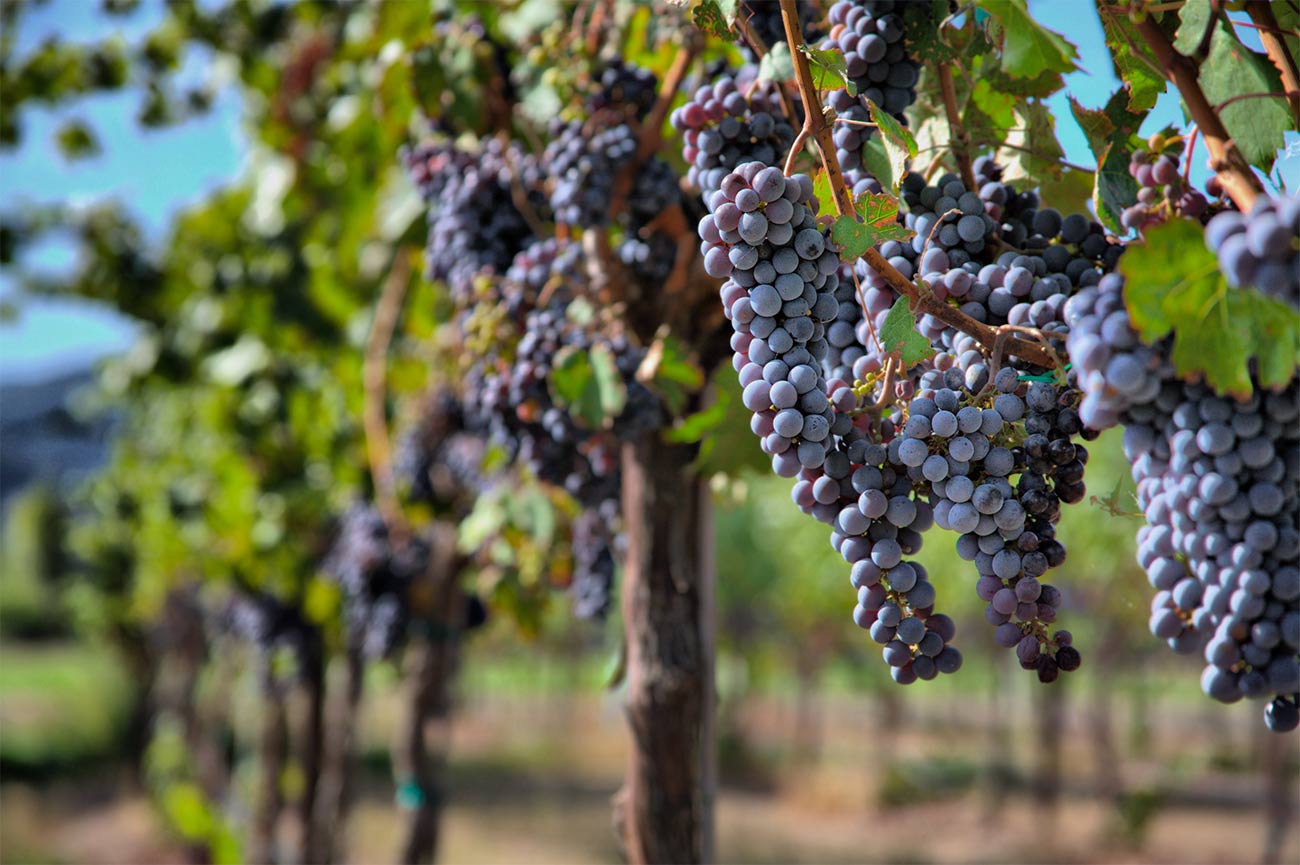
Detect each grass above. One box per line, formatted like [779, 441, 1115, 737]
[0, 641, 137, 777]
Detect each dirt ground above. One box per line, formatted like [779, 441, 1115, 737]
[3, 690, 1298, 865]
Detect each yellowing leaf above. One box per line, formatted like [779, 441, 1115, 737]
[830, 190, 914, 261]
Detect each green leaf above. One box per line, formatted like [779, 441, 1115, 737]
[548, 344, 628, 428]
[1274, 3, 1300, 74]
[861, 137, 896, 192]
[969, 52, 1065, 101]
[1119, 219, 1300, 398]
[645, 333, 705, 416]
[758, 40, 794, 84]
[830, 190, 914, 261]
[692, 0, 731, 40]
[983, 0, 1079, 79]
[866, 99, 917, 158]
[864, 99, 916, 192]
[996, 100, 1063, 186]
[969, 78, 1016, 132]
[1194, 15, 1291, 172]
[1089, 474, 1143, 519]
[1098, 8, 1164, 112]
[664, 389, 729, 443]
[811, 168, 836, 220]
[879, 296, 934, 367]
[1172, 0, 1214, 56]
[798, 45, 854, 94]
[1069, 89, 1148, 233]
[1034, 166, 1096, 218]
[458, 494, 506, 553]
[55, 119, 101, 161]
[904, 1, 958, 65]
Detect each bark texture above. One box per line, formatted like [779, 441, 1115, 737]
[616, 435, 715, 865]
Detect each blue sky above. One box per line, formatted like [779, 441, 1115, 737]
[0, 0, 1290, 385]
[0, 0, 245, 383]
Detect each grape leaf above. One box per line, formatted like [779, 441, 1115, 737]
[830, 191, 914, 261]
[995, 100, 1063, 186]
[879, 296, 935, 367]
[692, 0, 730, 39]
[664, 388, 728, 443]
[1274, 3, 1300, 72]
[55, 119, 101, 160]
[549, 343, 628, 427]
[1195, 15, 1290, 171]
[1034, 166, 1095, 219]
[903, 1, 957, 65]
[982, 0, 1079, 79]
[969, 78, 1015, 132]
[1097, 8, 1164, 112]
[759, 40, 794, 84]
[799, 45, 854, 94]
[971, 53, 1065, 99]
[1069, 89, 1147, 233]
[861, 137, 898, 193]
[811, 168, 836, 219]
[866, 99, 917, 158]
[1119, 219, 1300, 398]
[864, 99, 916, 192]
[1172, 0, 1214, 56]
[639, 331, 704, 416]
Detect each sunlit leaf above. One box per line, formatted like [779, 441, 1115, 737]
[1120, 219, 1300, 398]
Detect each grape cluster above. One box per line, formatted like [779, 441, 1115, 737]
[1066, 272, 1300, 732]
[703, 160, 964, 680]
[545, 119, 638, 227]
[571, 508, 618, 619]
[587, 59, 657, 119]
[703, 163, 842, 474]
[621, 152, 687, 289]
[853, 159, 1122, 376]
[829, 440, 962, 682]
[462, 237, 665, 618]
[901, 368, 1081, 680]
[672, 72, 795, 192]
[396, 390, 485, 510]
[822, 0, 921, 180]
[1121, 140, 1214, 232]
[1205, 195, 1300, 310]
[401, 139, 534, 302]
[321, 505, 431, 661]
[1064, 272, 1166, 430]
[219, 591, 318, 676]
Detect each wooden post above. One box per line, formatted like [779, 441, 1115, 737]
[395, 522, 466, 865]
[615, 435, 716, 864]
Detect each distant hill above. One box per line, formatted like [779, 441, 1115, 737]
[1, 367, 113, 505]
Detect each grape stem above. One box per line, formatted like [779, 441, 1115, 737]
[777, 0, 1061, 369]
[734, 12, 802, 131]
[937, 62, 976, 191]
[363, 253, 412, 547]
[1133, 15, 1262, 212]
[734, 6, 770, 56]
[584, 0, 611, 56]
[1181, 124, 1200, 187]
[873, 355, 898, 410]
[774, 0, 1060, 366]
[1246, 1, 1300, 125]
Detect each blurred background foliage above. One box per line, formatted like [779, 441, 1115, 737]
[0, 0, 1296, 863]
